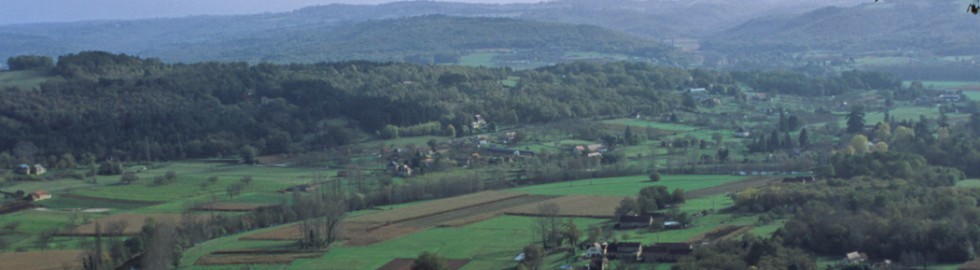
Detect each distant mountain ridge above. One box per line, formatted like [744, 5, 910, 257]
[0, 15, 683, 66]
[4, 0, 973, 70]
[0, 0, 860, 66]
[705, 0, 980, 56]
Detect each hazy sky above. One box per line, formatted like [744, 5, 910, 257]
[0, 0, 547, 26]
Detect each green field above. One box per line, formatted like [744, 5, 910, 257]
[179, 215, 605, 270]
[964, 91, 980, 101]
[459, 53, 497, 67]
[627, 214, 756, 244]
[678, 194, 735, 213]
[902, 80, 980, 89]
[1, 178, 98, 194]
[0, 69, 52, 90]
[501, 76, 520, 88]
[957, 179, 980, 188]
[71, 163, 320, 202]
[602, 119, 699, 132]
[512, 174, 746, 196]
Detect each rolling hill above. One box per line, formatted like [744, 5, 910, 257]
[0, 14, 684, 66]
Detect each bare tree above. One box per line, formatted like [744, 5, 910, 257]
[105, 220, 128, 236]
[296, 193, 347, 249]
[141, 221, 176, 270]
[534, 202, 561, 249]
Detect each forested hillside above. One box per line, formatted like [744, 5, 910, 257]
[0, 52, 897, 164]
[0, 52, 688, 161]
[162, 15, 684, 65]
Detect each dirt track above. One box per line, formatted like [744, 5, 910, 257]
[686, 177, 779, 198]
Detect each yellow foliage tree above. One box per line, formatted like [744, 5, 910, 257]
[850, 134, 870, 155]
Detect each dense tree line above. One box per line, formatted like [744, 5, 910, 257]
[735, 178, 980, 265]
[6, 55, 54, 70]
[673, 234, 816, 270]
[0, 52, 896, 163]
[734, 70, 901, 96]
[0, 53, 689, 162]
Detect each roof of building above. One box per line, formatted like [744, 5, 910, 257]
[619, 215, 653, 223]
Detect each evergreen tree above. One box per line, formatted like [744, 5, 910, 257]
[624, 126, 636, 145]
[846, 106, 866, 134]
[798, 128, 809, 147]
[778, 111, 788, 132]
[769, 130, 780, 151]
[783, 132, 795, 149]
[970, 113, 980, 136]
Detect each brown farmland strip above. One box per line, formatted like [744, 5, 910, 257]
[504, 195, 622, 218]
[686, 225, 750, 244]
[0, 250, 85, 270]
[348, 191, 528, 224]
[195, 252, 320, 265]
[192, 202, 276, 212]
[376, 258, 470, 270]
[686, 177, 780, 198]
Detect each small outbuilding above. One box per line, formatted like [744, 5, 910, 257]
[28, 190, 51, 201]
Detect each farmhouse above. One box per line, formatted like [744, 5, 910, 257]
[482, 146, 534, 157]
[472, 114, 487, 130]
[604, 242, 643, 261]
[735, 127, 751, 138]
[283, 184, 318, 193]
[616, 214, 653, 229]
[684, 87, 707, 94]
[937, 93, 962, 102]
[587, 257, 609, 270]
[16, 164, 46, 176]
[28, 190, 51, 201]
[663, 221, 684, 229]
[782, 176, 816, 183]
[845, 251, 869, 264]
[642, 243, 693, 262]
[573, 144, 606, 155]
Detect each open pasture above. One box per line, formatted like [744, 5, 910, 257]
[512, 174, 748, 196]
[70, 163, 317, 202]
[958, 179, 980, 188]
[458, 53, 497, 67]
[67, 213, 202, 236]
[38, 194, 151, 211]
[602, 118, 699, 132]
[0, 70, 52, 90]
[903, 80, 980, 90]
